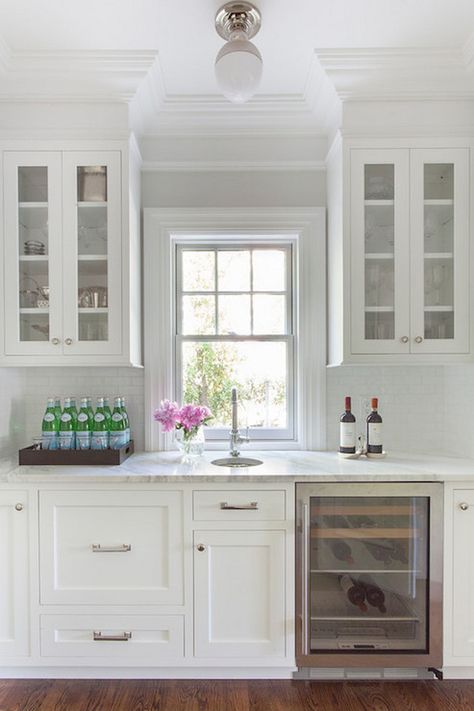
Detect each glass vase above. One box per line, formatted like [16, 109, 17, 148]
[175, 426, 205, 461]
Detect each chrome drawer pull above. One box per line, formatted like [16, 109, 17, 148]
[91, 544, 132, 553]
[220, 501, 258, 510]
[93, 631, 131, 642]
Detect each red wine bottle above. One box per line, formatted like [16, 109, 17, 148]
[339, 396, 356, 454]
[366, 397, 383, 454]
[339, 574, 367, 612]
[358, 575, 387, 613]
[327, 539, 354, 564]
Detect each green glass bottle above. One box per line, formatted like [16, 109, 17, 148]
[59, 397, 75, 450]
[76, 397, 92, 450]
[42, 397, 59, 450]
[109, 397, 126, 449]
[91, 397, 108, 450]
[103, 397, 112, 420]
[120, 396, 130, 443]
[53, 397, 62, 422]
[85, 397, 95, 429]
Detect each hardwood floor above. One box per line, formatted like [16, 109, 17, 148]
[1, 679, 474, 711]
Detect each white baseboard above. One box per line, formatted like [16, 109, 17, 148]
[0, 666, 297, 680]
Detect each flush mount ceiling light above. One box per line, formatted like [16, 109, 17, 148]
[214, 2, 262, 104]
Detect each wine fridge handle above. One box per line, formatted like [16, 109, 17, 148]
[302, 502, 309, 655]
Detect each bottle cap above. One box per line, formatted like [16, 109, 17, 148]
[344, 396, 351, 411]
[371, 397, 378, 409]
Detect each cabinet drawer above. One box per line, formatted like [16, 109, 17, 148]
[40, 614, 184, 660]
[39, 491, 183, 605]
[193, 490, 286, 521]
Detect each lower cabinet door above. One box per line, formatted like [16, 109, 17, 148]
[40, 614, 184, 661]
[452, 490, 474, 657]
[39, 490, 183, 605]
[0, 491, 29, 657]
[194, 530, 286, 658]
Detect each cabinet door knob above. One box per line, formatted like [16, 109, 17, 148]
[414, 336, 423, 344]
[64, 338, 73, 345]
[15, 503, 24, 511]
[51, 338, 60, 345]
[400, 336, 409, 343]
[459, 502, 469, 511]
[196, 544, 206, 552]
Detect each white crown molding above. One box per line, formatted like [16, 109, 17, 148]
[314, 45, 474, 103]
[141, 159, 326, 172]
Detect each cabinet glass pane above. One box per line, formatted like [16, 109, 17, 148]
[423, 164, 454, 340]
[308, 496, 429, 653]
[17, 167, 50, 342]
[364, 165, 395, 340]
[76, 166, 108, 341]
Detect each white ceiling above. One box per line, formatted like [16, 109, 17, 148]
[0, 0, 473, 134]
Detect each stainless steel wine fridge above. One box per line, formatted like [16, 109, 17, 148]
[296, 483, 443, 668]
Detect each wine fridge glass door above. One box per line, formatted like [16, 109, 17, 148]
[296, 483, 443, 668]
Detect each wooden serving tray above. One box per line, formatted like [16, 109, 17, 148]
[18, 441, 134, 466]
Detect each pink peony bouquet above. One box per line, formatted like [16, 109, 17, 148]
[154, 400, 212, 440]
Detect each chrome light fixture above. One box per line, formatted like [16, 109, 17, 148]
[215, 2, 262, 104]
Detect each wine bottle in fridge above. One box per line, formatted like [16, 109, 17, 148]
[327, 539, 354, 564]
[358, 575, 387, 613]
[339, 575, 367, 612]
[339, 396, 356, 454]
[366, 397, 383, 454]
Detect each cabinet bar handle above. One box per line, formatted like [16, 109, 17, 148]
[91, 544, 131, 553]
[302, 503, 309, 655]
[220, 501, 258, 510]
[93, 631, 131, 642]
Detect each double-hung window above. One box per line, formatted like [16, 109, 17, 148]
[175, 241, 295, 441]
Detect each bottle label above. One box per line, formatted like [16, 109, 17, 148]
[340, 422, 356, 448]
[91, 432, 109, 450]
[110, 432, 126, 449]
[94, 413, 105, 422]
[42, 432, 58, 450]
[58, 431, 74, 450]
[77, 413, 88, 423]
[112, 413, 123, 422]
[44, 413, 55, 422]
[368, 423, 383, 446]
[76, 431, 91, 450]
[60, 413, 72, 423]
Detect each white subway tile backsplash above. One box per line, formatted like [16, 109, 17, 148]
[0, 361, 473, 460]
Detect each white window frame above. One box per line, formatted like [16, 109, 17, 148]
[144, 208, 326, 451]
[175, 239, 295, 441]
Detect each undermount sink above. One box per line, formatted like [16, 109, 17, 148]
[211, 457, 263, 468]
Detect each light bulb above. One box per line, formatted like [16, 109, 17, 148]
[215, 38, 263, 104]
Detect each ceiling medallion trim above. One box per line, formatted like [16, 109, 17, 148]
[215, 2, 261, 41]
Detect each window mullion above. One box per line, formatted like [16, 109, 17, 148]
[214, 248, 219, 335]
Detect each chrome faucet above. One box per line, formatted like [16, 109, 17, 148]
[229, 387, 250, 457]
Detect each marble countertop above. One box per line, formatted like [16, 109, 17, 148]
[1, 450, 474, 484]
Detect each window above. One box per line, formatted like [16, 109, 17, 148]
[175, 242, 295, 440]
[143, 207, 326, 451]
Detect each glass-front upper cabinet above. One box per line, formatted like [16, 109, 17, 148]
[4, 152, 63, 355]
[410, 149, 469, 354]
[3, 150, 122, 357]
[350, 149, 410, 354]
[351, 147, 469, 356]
[62, 152, 122, 356]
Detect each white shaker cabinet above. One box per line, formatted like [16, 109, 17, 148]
[0, 491, 29, 658]
[39, 490, 184, 606]
[193, 529, 286, 659]
[2, 143, 141, 366]
[444, 485, 474, 674]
